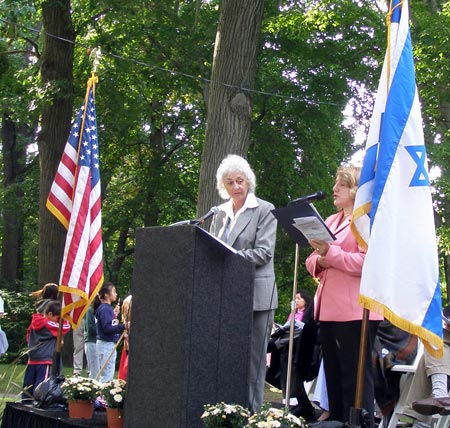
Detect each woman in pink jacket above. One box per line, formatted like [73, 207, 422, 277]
[306, 166, 382, 426]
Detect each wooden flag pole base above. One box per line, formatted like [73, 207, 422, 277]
[348, 308, 370, 428]
[348, 407, 370, 428]
[52, 301, 66, 377]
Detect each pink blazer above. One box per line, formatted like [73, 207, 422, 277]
[305, 211, 383, 322]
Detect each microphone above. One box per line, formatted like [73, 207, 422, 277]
[191, 206, 219, 225]
[289, 190, 326, 205]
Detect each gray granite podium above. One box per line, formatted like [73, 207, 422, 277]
[125, 225, 254, 428]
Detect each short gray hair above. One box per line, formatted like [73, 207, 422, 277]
[216, 154, 256, 199]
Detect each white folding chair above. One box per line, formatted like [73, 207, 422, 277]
[431, 414, 450, 428]
[386, 340, 424, 428]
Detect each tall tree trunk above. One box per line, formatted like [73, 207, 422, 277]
[439, 184, 450, 303]
[37, 0, 74, 285]
[1, 113, 26, 291]
[197, 0, 265, 216]
[440, 101, 450, 302]
[108, 228, 134, 284]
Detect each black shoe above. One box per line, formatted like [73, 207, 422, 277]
[412, 396, 450, 415]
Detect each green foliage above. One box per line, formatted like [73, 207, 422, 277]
[0, 290, 34, 362]
[1, 0, 449, 310]
[437, 226, 450, 255]
[68, 0, 217, 288]
[0, 0, 43, 291]
[251, 0, 386, 295]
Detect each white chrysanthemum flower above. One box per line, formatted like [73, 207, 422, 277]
[224, 404, 236, 414]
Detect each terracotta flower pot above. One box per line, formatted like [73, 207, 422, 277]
[68, 400, 94, 419]
[106, 407, 124, 428]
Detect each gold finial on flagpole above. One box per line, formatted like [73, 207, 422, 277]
[88, 47, 102, 74]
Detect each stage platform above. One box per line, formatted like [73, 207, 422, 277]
[1, 402, 107, 428]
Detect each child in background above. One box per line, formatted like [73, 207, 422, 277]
[118, 294, 132, 380]
[94, 282, 125, 382]
[30, 283, 59, 314]
[84, 303, 99, 379]
[22, 301, 70, 400]
[0, 294, 8, 355]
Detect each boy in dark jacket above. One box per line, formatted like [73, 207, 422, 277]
[22, 300, 70, 400]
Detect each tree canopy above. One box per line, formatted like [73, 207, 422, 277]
[1, 0, 449, 323]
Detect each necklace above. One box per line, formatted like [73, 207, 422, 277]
[341, 211, 352, 224]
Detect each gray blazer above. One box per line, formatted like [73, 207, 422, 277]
[210, 197, 278, 311]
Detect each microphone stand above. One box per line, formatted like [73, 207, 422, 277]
[169, 218, 209, 227]
[170, 207, 218, 227]
[169, 219, 196, 226]
[285, 243, 300, 412]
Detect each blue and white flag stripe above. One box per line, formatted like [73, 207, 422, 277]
[352, 0, 442, 356]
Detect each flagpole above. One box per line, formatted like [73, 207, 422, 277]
[348, 308, 370, 428]
[51, 297, 65, 377]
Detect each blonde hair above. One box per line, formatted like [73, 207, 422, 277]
[336, 165, 360, 200]
[122, 295, 132, 351]
[121, 295, 132, 324]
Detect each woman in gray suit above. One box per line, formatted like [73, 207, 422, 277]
[210, 154, 278, 413]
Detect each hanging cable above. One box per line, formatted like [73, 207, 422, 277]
[0, 17, 357, 110]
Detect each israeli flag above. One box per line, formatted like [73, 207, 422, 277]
[351, 0, 442, 356]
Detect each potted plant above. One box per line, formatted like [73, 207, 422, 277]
[101, 378, 126, 428]
[245, 405, 306, 428]
[61, 375, 101, 419]
[201, 402, 250, 428]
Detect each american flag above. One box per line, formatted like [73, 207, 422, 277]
[46, 75, 104, 329]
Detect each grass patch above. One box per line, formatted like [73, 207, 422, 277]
[264, 383, 283, 405]
[0, 362, 27, 415]
[0, 363, 27, 398]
